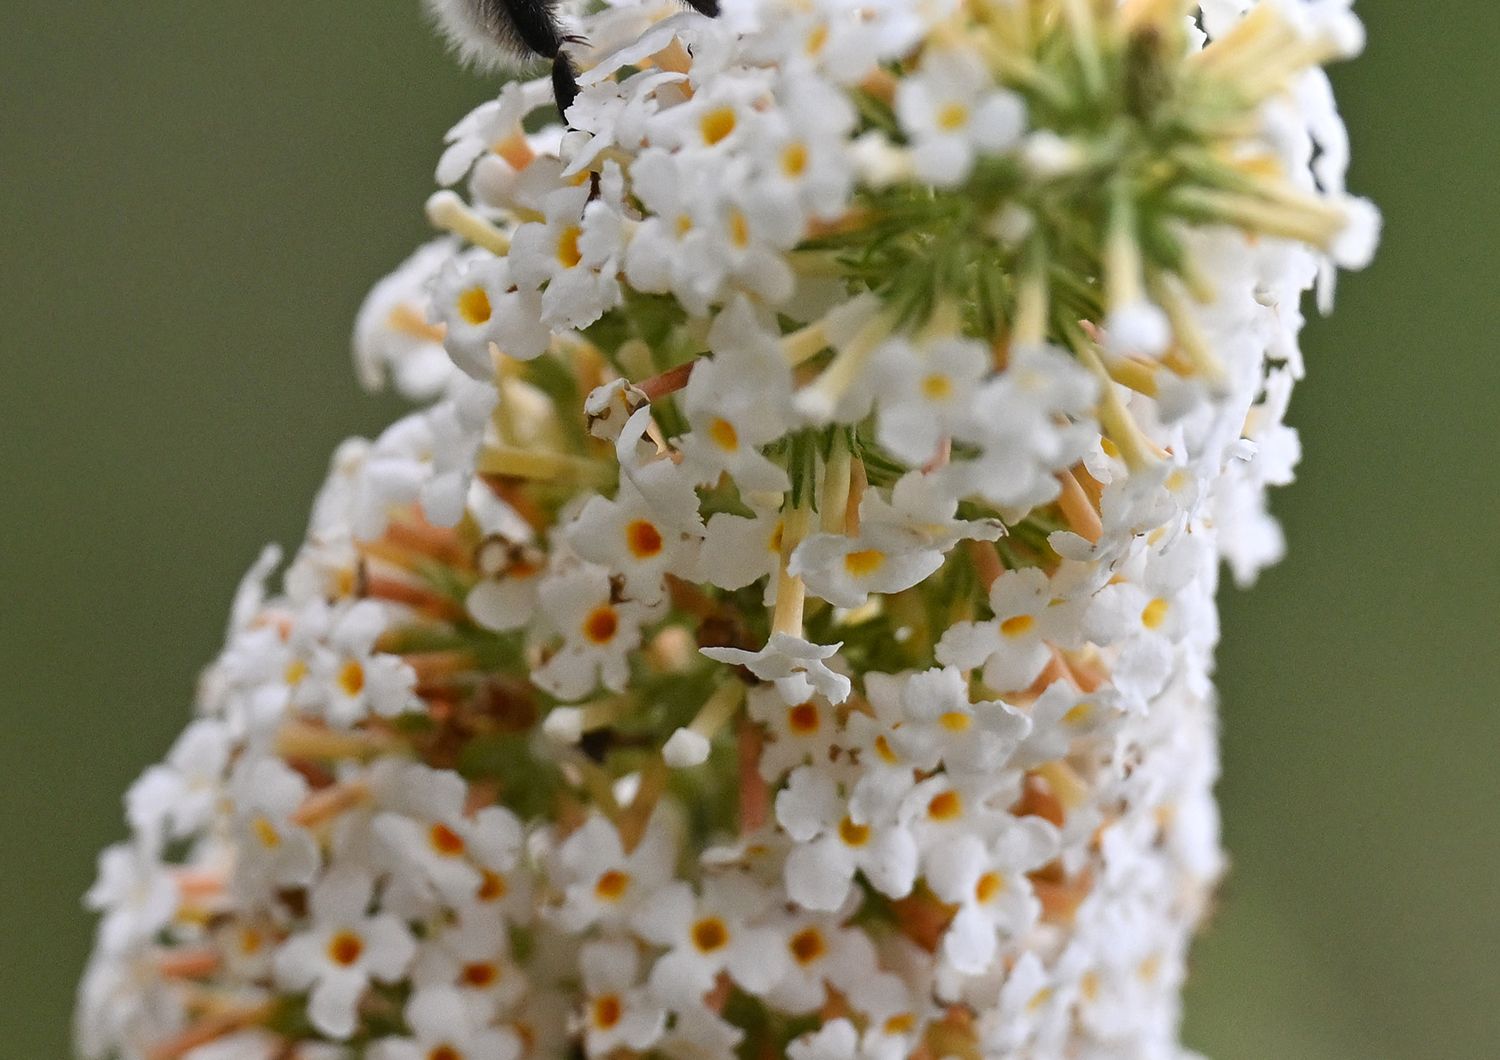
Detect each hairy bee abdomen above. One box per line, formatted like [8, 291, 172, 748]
[424, 0, 569, 69]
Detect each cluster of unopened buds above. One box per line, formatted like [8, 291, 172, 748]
[78, 0, 1376, 1057]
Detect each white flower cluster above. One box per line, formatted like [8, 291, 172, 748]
[79, 1, 1375, 1057]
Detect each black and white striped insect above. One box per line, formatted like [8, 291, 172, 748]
[426, 0, 720, 117]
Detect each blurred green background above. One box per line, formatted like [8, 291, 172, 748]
[2, 2, 1496, 1056]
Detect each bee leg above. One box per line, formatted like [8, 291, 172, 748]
[491, 0, 582, 115]
[551, 52, 580, 115]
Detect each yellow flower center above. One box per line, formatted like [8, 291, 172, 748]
[1063, 702, 1094, 726]
[921, 372, 954, 400]
[700, 106, 737, 145]
[462, 961, 499, 987]
[936, 102, 969, 131]
[975, 871, 1005, 904]
[838, 816, 871, 847]
[707, 416, 740, 452]
[251, 816, 281, 849]
[477, 869, 508, 902]
[457, 286, 492, 326]
[927, 790, 963, 821]
[843, 549, 886, 577]
[781, 142, 809, 177]
[999, 614, 1035, 638]
[938, 711, 972, 732]
[728, 210, 751, 249]
[556, 226, 583, 269]
[337, 659, 365, 697]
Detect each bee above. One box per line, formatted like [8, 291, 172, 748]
[425, 0, 720, 116]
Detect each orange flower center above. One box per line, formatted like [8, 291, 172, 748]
[787, 703, 821, 734]
[927, 790, 963, 821]
[625, 519, 664, 559]
[429, 823, 466, 857]
[691, 917, 730, 953]
[462, 961, 499, 988]
[327, 930, 364, 967]
[583, 606, 619, 645]
[592, 994, 623, 1029]
[595, 869, 631, 902]
[788, 927, 827, 965]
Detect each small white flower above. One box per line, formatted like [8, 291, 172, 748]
[678, 300, 797, 492]
[895, 49, 1026, 186]
[300, 600, 420, 726]
[636, 875, 788, 1004]
[467, 534, 546, 633]
[273, 868, 417, 1040]
[898, 771, 1021, 866]
[125, 719, 231, 844]
[925, 819, 1058, 974]
[762, 916, 881, 1015]
[563, 480, 703, 606]
[435, 79, 551, 188]
[1012, 679, 1124, 769]
[699, 505, 785, 600]
[577, 939, 667, 1057]
[789, 488, 950, 608]
[409, 909, 527, 1013]
[85, 842, 178, 956]
[553, 812, 678, 934]
[702, 632, 851, 705]
[746, 684, 840, 782]
[374, 762, 525, 909]
[937, 567, 1079, 694]
[533, 564, 657, 701]
[429, 248, 551, 377]
[509, 182, 624, 330]
[943, 343, 1099, 510]
[776, 765, 917, 910]
[370, 985, 521, 1060]
[228, 757, 320, 905]
[354, 238, 460, 399]
[871, 334, 991, 465]
[884, 665, 1031, 775]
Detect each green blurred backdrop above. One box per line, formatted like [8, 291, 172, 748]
[2, 2, 1496, 1055]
